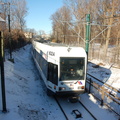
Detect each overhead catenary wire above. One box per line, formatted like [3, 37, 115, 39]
[90, 23, 113, 27]
[55, 18, 86, 43]
[58, 18, 120, 43]
[90, 20, 120, 43]
[96, 15, 120, 20]
[54, 14, 120, 44]
[58, 15, 120, 27]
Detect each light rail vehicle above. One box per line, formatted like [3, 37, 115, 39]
[32, 40, 87, 96]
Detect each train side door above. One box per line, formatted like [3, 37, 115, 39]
[48, 62, 58, 85]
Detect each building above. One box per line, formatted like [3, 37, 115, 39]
[24, 32, 33, 39]
[41, 33, 51, 40]
[0, 16, 6, 31]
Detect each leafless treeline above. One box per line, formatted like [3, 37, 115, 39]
[51, 0, 120, 66]
[0, 0, 28, 50]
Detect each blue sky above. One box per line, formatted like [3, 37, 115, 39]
[26, 0, 63, 34]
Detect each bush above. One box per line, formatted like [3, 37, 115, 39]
[4, 29, 29, 51]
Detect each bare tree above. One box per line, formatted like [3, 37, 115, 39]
[64, 0, 85, 44]
[11, 0, 27, 31]
[51, 6, 72, 43]
[51, 0, 120, 65]
[0, 0, 28, 50]
[90, 0, 119, 63]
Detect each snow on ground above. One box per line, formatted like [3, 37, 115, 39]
[0, 45, 65, 120]
[88, 60, 120, 90]
[0, 44, 119, 120]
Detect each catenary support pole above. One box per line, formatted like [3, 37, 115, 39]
[8, 2, 13, 62]
[85, 14, 90, 58]
[0, 31, 7, 112]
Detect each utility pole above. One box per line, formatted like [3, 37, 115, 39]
[0, 2, 14, 62]
[8, 2, 11, 57]
[0, 31, 7, 112]
[85, 14, 90, 57]
[8, 2, 14, 62]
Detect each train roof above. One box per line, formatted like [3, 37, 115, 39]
[32, 40, 87, 61]
[34, 40, 84, 48]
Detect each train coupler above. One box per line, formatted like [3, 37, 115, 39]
[68, 96, 80, 103]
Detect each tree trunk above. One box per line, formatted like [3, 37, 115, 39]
[104, 1, 115, 58]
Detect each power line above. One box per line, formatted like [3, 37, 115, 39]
[90, 20, 120, 43]
[96, 16, 120, 20]
[0, 2, 16, 5]
[0, 2, 15, 62]
[90, 23, 112, 27]
[56, 19, 86, 42]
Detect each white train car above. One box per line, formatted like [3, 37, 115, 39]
[32, 40, 87, 96]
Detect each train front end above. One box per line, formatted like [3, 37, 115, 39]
[56, 47, 87, 95]
[57, 57, 86, 95]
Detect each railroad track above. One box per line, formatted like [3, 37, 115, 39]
[54, 96, 97, 120]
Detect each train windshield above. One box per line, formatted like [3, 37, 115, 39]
[60, 57, 85, 81]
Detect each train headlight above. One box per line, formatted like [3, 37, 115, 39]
[78, 86, 84, 89]
[54, 86, 56, 89]
[59, 87, 66, 91]
[81, 86, 84, 89]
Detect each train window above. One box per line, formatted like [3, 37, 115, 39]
[60, 57, 85, 81]
[36, 52, 40, 62]
[33, 49, 36, 57]
[48, 62, 58, 85]
[33, 49, 48, 78]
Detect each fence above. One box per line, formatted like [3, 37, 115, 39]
[67, 39, 120, 68]
[88, 41, 120, 68]
[86, 75, 120, 117]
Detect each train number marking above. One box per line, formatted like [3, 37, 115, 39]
[49, 51, 55, 56]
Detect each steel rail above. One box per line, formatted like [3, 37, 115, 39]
[54, 96, 69, 120]
[79, 101, 97, 120]
[54, 95, 98, 120]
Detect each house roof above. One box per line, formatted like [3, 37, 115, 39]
[0, 17, 5, 22]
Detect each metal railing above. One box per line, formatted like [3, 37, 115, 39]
[86, 73, 120, 117]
